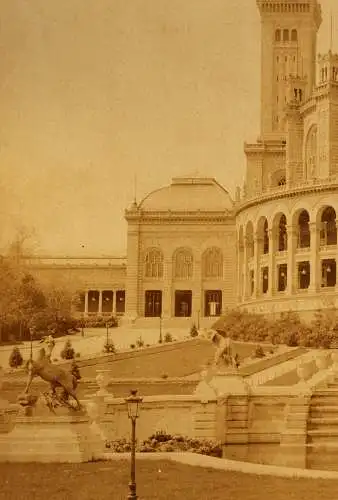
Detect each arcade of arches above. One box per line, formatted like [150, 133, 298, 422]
[238, 205, 338, 301]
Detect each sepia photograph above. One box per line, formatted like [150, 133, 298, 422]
[2, 0, 338, 498]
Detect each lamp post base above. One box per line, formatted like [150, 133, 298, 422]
[127, 481, 137, 499]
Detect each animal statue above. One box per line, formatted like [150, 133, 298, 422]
[24, 347, 82, 411]
[202, 329, 239, 369]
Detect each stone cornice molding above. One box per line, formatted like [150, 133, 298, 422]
[125, 209, 235, 224]
[236, 179, 338, 215]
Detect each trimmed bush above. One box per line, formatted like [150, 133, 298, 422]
[9, 347, 23, 368]
[103, 342, 116, 354]
[164, 332, 173, 343]
[190, 324, 199, 338]
[130, 344, 135, 349]
[136, 336, 144, 348]
[252, 344, 265, 359]
[60, 339, 75, 360]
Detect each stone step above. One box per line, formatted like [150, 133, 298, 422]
[310, 406, 338, 419]
[309, 417, 338, 429]
[307, 429, 338, 444]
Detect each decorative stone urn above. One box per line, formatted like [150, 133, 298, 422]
[95, 369, 111, 397]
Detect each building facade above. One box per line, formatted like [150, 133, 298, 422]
[27, 0, 338, 324]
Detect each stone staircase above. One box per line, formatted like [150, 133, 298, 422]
[305, 381, 338, 470]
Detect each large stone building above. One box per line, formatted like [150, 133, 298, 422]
[28, 0, 338, 325]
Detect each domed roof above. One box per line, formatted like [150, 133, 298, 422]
[139, 177, 233, 212]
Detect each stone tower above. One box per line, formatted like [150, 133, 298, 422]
[256, 0, 322, 139]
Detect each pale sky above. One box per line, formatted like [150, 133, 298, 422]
[1, 0, 337, 256]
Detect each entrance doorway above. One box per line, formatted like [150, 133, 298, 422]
[175, 290, 192, 317]
[204, 290, 222, 317]
[145, 290, 162, 317]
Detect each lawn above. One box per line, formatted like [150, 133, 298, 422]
[0, 460, 337, 500]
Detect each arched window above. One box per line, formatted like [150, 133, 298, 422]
[283, 29, 289, 42]
[202, 247, 223, 279]
[321, 207, 337, 246]
[278, 214, 288, 251]
[144, 248, 163, 278]
[291, 29, 298, 41]
[275, 29, 281, 42]
[298, 210, 310, 248]
[305, 126, 317, 179]
[174, 249, 193, 279]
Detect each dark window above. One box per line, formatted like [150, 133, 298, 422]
[291, 29, 298, 41]
[145, 290, 162, 317]
[298, 262, 310, 289]
[204, 290, 222, 317]
[262, 266, 269, 294]
[278, 264, 288, 291]
[283, 29, 289, 42]
[174, 290, 192, 317]
[116, 290, 125, 314]
[88, 290, 99, 313]
[321, 259, 336, 288]
[275, 29, 281, 42]
[102, 290, 114, 314]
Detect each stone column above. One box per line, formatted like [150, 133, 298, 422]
[268, 228, 275, 296]
[112, 290, 117, 315]
[84, 291, 89, 316]
[253, 232, 260, 298]
[193, 253, 202, 324]
[287, 225, 296, 294]
[237, 240, 244, 303]
[98, 291, 103, 315]
[125, 224, 140, 320]
[309, 222, 319, 292]
[242, 237, 248, 300]
[162, 256, 172, 319]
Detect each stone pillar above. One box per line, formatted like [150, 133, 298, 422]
[162, 256, 172, 319]
[253, 232, 260, 298]
[112, 290, 117, 315]
[125, 224, 140, 320]
[237, 240, 244, 303]
[98, 291, 103, 315]
[193, 254, 202, 324]
[309, 222, 319, 292]
[268, 228, 275, 296]
[242, 237, 248, 300]
[287, 225, 296, 294]
[84, 291, 89, 316]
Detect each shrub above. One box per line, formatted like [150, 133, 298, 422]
[9, 347, 23, 368]
[164, 332, 173, 343]
[161, 372, 168, 379]
[130, 344, 135, 349]
[70, 361, 81, 381]
[103, 342, 116, 354]
[75, 352, 81, 358]
[60, 339, 75, 360]
[190, 324, 199, 338]
[136, 336, 144, 348]
[252, 345, 265, 359]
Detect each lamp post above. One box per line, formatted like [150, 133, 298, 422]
[159, 314, 163, 344]
[125, 390, 143, 500]
[106, 321, 109, 345]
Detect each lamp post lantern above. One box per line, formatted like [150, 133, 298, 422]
[125, 390, 143, 500]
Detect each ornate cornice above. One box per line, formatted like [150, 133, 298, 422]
[125, 209, 235, 224]
[236, 178, 338, 215]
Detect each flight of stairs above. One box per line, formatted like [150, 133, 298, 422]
[306, 379, 338, 470]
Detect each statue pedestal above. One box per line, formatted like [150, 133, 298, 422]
[195, 368, 249, 399]
[0, 396, 105, 463]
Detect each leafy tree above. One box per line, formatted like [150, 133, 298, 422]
[9, 347, 23, 368]
[60, 339, 75, 360]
